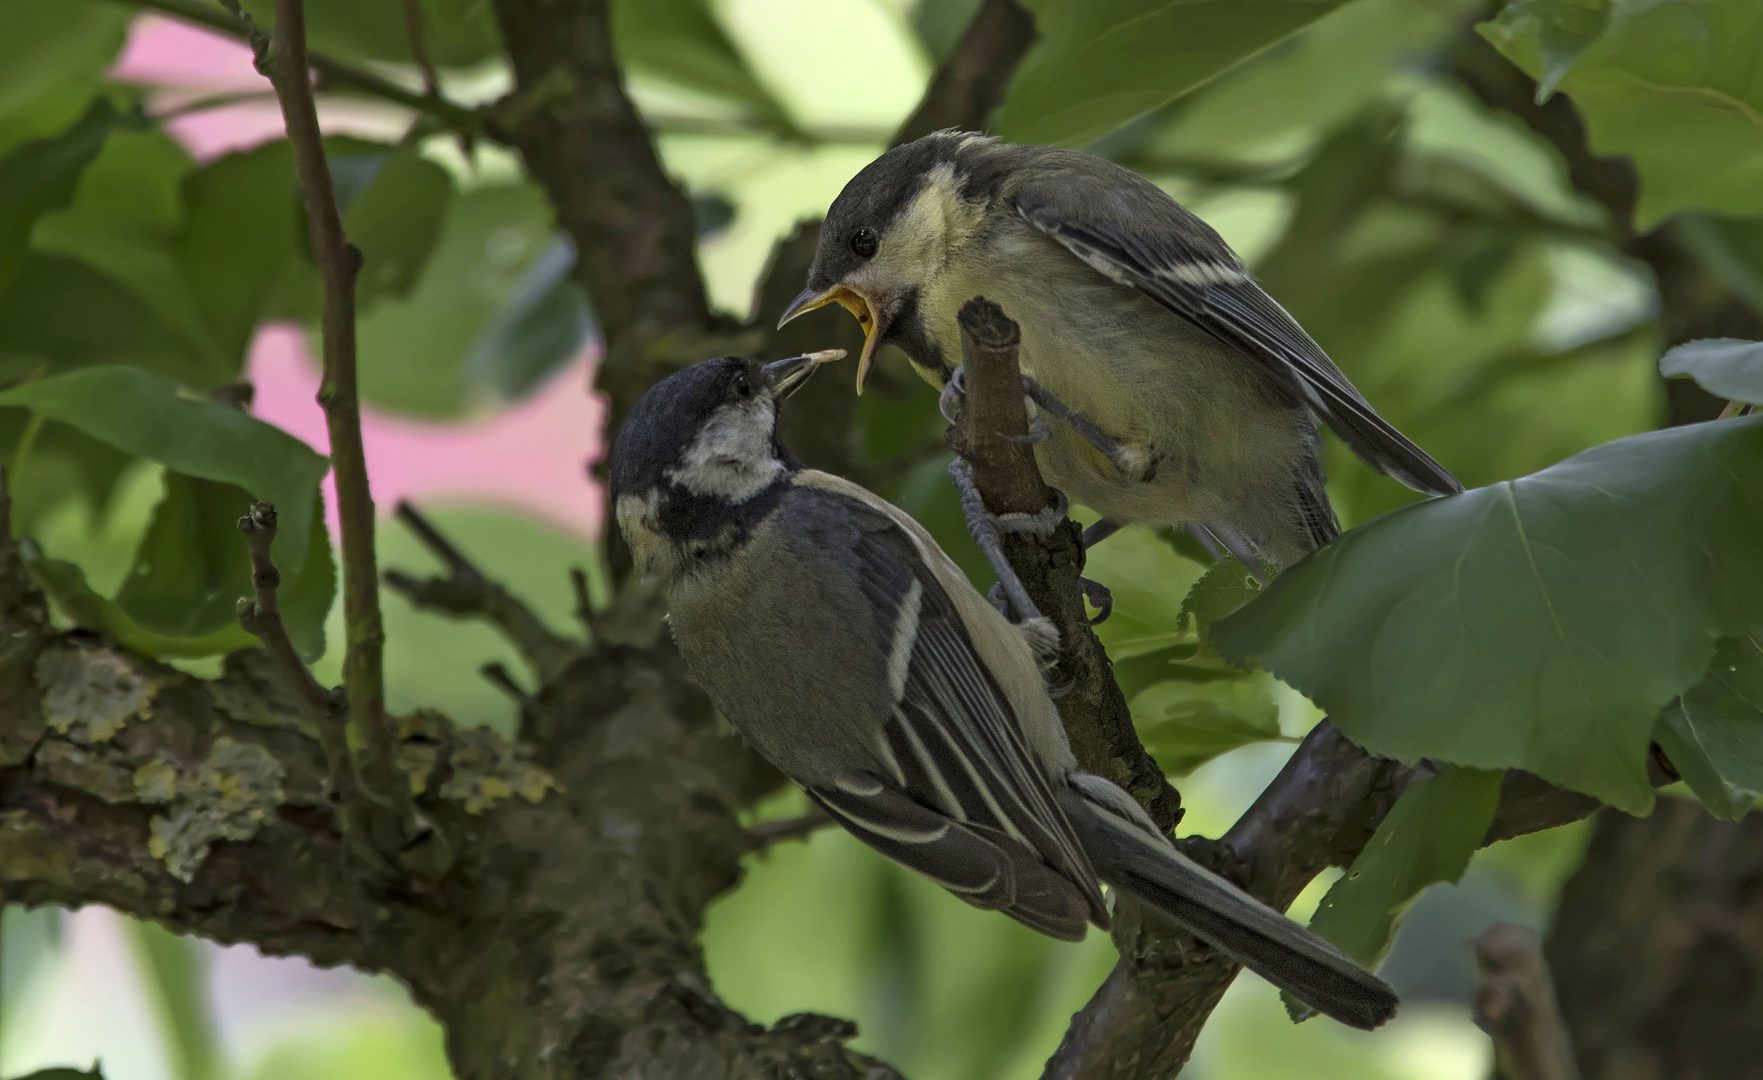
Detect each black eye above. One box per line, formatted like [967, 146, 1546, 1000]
[850, 226, 878, 259]
[731, 371, 752, 398]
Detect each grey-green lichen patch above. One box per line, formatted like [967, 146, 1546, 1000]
[36, 740, 138, 803]
[141, 737, 286, 881]
[208, 650, 313, 735]
[36, 643, 170, 743]
[437, 727, 559, 815]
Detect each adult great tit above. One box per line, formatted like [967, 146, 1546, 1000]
[610, 353, 1398, 1030]
[779, 132, 1462, 570]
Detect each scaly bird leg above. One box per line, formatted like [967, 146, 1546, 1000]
[1019, 375, 1150, 480]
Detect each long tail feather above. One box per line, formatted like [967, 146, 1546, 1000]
[1062, 775, 1398, 1030]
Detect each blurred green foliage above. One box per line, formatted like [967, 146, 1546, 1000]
[2, 0, 1761, 1076]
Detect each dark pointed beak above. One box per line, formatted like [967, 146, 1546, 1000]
[762, 349, 847, 401]
[776, 284, 884, 394]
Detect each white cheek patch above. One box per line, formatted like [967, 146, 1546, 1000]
[665, 400, 784, 501]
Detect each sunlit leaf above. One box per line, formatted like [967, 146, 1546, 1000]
[1133, 674, 1284, 775]
[1659, 338, 1763, 405]
[1482, 0, 1763, 228]
[612, 0, 797, 133]
[1487, 0, 1611, 100]
[0, 97, 122, 295]
[0, 366, 330, 576]
[1214, 416, 1763, 814]
[997, 0, 1354, 148]
[1301, 766, 1501, 974]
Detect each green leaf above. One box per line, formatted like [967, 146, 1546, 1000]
[611, 0, 797, 133]
[175, 141, 302, 374]
[1140, 0, 1473, 165]
[1179, 558, 1263, 640]
[1132, 674, 1284, 775]
[1301, 766, 1501, 975]
[1660, 338, 1763, 405]
[0, 253, 222, 388]
[115, 474, 256, 641]
[0, 0, 131, 157]
[343, 144, 456, 307]
[237, 0, 502, 68]
[0, 367, 330, 576]
[126, 919, 218, 1080]
[1213, 416, 1763, 814]
[911, 0, 986, 62]
[1488, 0, 1611, 101]
[0, 97, 121, 295]
[996, 0, 1354, 148]
[1088, 524, 1209, 659]
[28, 129, 223, 376]
[353, 184, 571, 417]
[24, 543, 255, 658]
[9, 1068, 106, 1080]
[1481, 0, 1763, 228]
[459, 236, 595, 401]
[1658, 632, 1763, 819]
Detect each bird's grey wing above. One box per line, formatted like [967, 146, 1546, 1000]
[1012, 175, 1463, 497]
[784, 483, 1108, 939]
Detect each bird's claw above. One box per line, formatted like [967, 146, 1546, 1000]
[1079, 577, 1113, 625]
[939, 367, 967, 425]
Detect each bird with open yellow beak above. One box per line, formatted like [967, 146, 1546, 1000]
[779, 131, 1460, 577]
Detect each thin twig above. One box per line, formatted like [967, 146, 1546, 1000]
[386, 501, 581, 683]
[397, 0, 440, 98]
[569, 568, 594, 635]
[235, 504, 337, 718]
[105, 0, 486, 138]
[250, 0, 395, 800]
[480, 662, 533, 708]
[1475, 924, 1582, 1080]
[946, 298, 1184, 832]
[746, 807, 833, 848]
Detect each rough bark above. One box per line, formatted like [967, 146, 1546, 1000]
[1547, 803, 1763, 1080]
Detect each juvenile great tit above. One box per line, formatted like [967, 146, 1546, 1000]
[610, 352, 1399, 1030]
[779, 131, 1462, 570]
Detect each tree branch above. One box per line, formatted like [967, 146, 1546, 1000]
[893, 0, 1036, 146]
[946, 299, 1184, 833]
[383, 501, 581, 685]
[234, 501, 333, 719]
[104, 0, 487, 138]
[248, 0, 393, 801]
[1475, 924, 1581, 1080]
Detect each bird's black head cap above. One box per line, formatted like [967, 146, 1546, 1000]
[610, 356, 789, 506]
[808, 132, 1004, 291]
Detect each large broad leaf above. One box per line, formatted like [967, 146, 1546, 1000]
[995, 0, 1354, 148]
[1301, 766, 1501, 977]
[0, 366, 330, 575]
[1140, 0, 1474, 165]
[611, 0, 797, 133]
[0, 97, 121, 295]
[1132, 675, 1285, 775]
[1482, 0, 1763, 229]
[1213, 416, 1763, 814]
[459, 236, 595, 401]
[1660, 338, 1763, 405]
[0, 0, 131, 156]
